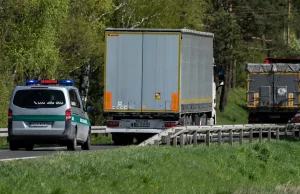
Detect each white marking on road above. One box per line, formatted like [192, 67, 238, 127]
[0, 156, 38, 162]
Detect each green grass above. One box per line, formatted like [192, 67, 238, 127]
[1, 140, 300, 193]
[217, 87, 248, 125]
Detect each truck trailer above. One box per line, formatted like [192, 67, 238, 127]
[103, 28, 221, 145]
[246, 57, 300, 124]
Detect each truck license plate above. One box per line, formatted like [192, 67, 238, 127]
[134, 122, 150, 127]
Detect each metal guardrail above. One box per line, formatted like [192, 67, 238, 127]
[2, 124, 300, 147]
[0, 126, 108, 137]
[138, 124, 300, 147]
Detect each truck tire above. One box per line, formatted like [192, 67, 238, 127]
[195, 115, 200, 125]
[200, 114, 207, 125]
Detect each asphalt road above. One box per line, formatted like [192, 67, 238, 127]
[0, 144, 122, 161]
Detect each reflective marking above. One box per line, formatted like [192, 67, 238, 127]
[0, 156, 38, 162]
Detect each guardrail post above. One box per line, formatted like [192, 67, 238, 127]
[180, 133, 184, 148]
[284, 127, 287, 136]
[218, 130, 222, 146]
[259, 128, 263, 142]
[166, 132, 172, 146]
[239, 129, 243, 145]
[276, 128, 280, 141]
[249, 128, 253, 143]
[268, 128, 271, 142]
[206, 130, 210, 147]
[292, 127, 295, 137]
[193, 132, 197, 147]
[229, 129, 233, 146]
[173, 136, 177, 146]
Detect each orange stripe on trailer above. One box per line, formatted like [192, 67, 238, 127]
[254, 93, 259, 106]
[171, 93, 179, 111]
[105, 92, 112, 110]
[289, 93, 294, 106]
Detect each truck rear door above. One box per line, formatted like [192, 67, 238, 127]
[247, 71, 300, 108]
[142, 33, 180, 112]
[274, 73, 299, 107]
[105, 33, 143, 112]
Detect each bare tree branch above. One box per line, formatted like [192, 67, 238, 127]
[91, 2, 128, 25]
[130, 14, 160, 29]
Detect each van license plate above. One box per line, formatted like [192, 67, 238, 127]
[30, 122, 48, 127]
[134, 123, 150, 127]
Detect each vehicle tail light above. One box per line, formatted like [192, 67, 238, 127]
[8, 109, 12, 122]
[107, 121, 119, 127]
[291, 117, 300, 123]
[164, 122, 177, 128]
[248, 117, 258, 122]
[66, 108, 72, 121]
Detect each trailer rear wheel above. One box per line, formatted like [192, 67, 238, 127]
[194, 115, 200, 125]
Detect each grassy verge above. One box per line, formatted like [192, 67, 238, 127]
[217, 87, 248, 125]
[1, 140, 300, 193]
[0, 137, 7, 148]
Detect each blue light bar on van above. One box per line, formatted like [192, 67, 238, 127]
[26, 80, 40, 86]
[25, 79, 74, 86]
[59, 79, 74, 85]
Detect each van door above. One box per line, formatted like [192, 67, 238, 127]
[68, 90, 82, 140]
[74, 90, 89, 141]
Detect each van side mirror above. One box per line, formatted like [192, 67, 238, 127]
[214, 65, 224, 87]
[87, 106, 94, 113]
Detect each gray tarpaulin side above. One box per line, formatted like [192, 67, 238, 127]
[246, 63, 300, 73]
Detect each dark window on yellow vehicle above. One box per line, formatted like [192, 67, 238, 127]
[13, 90, 66, 108]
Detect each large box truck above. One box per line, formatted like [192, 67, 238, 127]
[246, 57, 300, 124]
[103, 28, 221, 145]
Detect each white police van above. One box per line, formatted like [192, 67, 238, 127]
[7, 79, 91, 151]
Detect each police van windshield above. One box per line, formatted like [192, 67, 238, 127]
[13, 89, 66, 108]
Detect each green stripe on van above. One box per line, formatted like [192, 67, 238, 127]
[12, 115, 91, 126]
[12, 115, 65, 121]
[71, 115, 91, 126]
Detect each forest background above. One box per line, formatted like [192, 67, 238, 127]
[1, 0, 300, 126]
